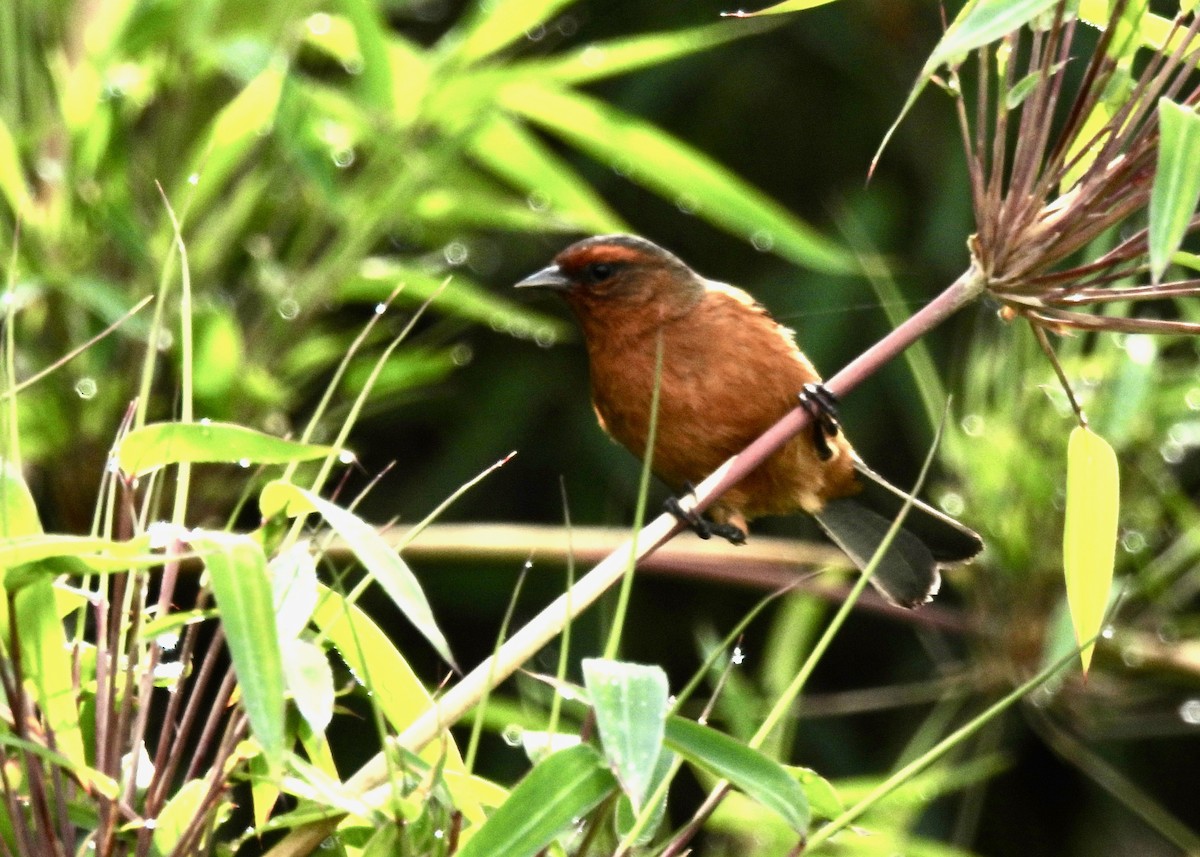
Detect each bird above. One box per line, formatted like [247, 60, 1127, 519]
[515, 234, 982, 608]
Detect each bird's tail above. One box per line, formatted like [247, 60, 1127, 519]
[813, 459, 983, 608]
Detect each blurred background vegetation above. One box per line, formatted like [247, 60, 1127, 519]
[2, 0, 1199, 855]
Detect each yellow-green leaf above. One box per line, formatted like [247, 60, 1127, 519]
[1149, 99, 1200, 284]
[117, 421, 335, 477]
[1063, 426, 1119, 675]
[260, 480, 456, 669]
[721, 0, 841, 17]
[190, 531, 286, 773]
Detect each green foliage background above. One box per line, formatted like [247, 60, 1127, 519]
[2, 1, 1199, 855]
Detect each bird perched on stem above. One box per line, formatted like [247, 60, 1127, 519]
[516, 234, 982, 607]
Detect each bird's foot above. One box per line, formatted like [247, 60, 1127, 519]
[664, 492, 747, 546]
[798, 383, 841, 461]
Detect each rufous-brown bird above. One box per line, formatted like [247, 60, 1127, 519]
[517, 234, 982, 607]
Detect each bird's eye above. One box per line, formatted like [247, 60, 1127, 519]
[584, 262, 615, 284]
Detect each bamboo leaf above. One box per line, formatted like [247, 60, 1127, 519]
[503, 83, 856, 274]
[722, 0, 841, 17]
[0, 459, 42, 540]
[1063, 426, 1119, 675]
[873, 0, 1061, 173]
[1150, 99, 1200, 284]
[451, 0, 579, 64]
[0, 117, 31, 219]
[518, 21, 768, 83]
[456, 744, 617, 857]
[582, 658, 669, 811]
[117, 421, 335, 477]
[189, 531, 286, 772]
[12, 576, 86, 765]
[260, 480, 456, 669]
[665, 716, 809, 833]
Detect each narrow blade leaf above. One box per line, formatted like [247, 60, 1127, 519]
[190, 531, 286, 772]
[503, 83, 856, 274]
[260, 480, 456, 668]
[665, 715, 809, 833]
[1150, 99, 1200, 283]
[1063, 426, 1119, 675]
[117, 421, 335, 477]
[457, 744, 617, 857]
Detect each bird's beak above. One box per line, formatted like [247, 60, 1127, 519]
[514, 263, 572, 292]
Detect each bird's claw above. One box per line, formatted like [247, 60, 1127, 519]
[798, 383, 841, 461]
[664, 494, 747, 546]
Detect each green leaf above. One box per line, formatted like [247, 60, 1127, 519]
[518, 21, 767, 84]
[117, 421, 335, 476]
[1063, 426, 1119, 675]
[271, 540, 319, 641]
[722, 0, 841, 17]
[0, 116, 32, 219]
[451, 0, 580, 64]
[12, 576, 86, 765]
[307, 582, 486, 830]
[193, 305, 246, 401]
[503, 83, 856, 274]
[152, 779, 208, 857]
[182, 63, 286, 215]
[340, 258, 570, 344]
[456, 744, 617, 857]
[0, 534, 157, 573]
[338, 0, 393, 111]
[282, 638, 334, 735]
[0, 459, 42, 540]
[464, 115, 624, 234]
[260, 480, 456, 669]
[582, 658, 669, 811]
[873, 0, 1061, 173]
[665, 716, 809, 833]
[1149, 98, 1200, 283]
[790, 766, 844, 821]
[190, 531, 286, 772]
[926, 0, 1063, 73]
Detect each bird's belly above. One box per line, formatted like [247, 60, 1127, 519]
[591, 366, 857, 519]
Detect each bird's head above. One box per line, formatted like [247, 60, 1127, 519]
[515, 235, 704, 331]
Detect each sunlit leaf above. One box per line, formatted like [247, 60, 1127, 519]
[12, 576, 85, 765]
[582, 658, 669, 811]
[665, 716, 809, 833]
[340, 257, 570, 344]
[1149, 98, 1200, 283]
[260, 480, 456, 668]
[790, 766, 844, 821]
[456, 744, 617, 857]
[190, 531, 286, 772]
[0, 117, 32, 219]
[0, 459, 42, 540]
[152, 779, 208, 856]
[282, 638, 334, 735]
[183, 63, 286, 214]
[452, 0, 579, 64]
[117, 421, 335, 476]
[464, 115, 624, 234]
[307, 583, 485, 827]
[0, 534, 157, 573]
[337, 0, 393, 110]
[519, 21, 768, 83]
[1063, 426, 1119, 675]
[722, 0, 841, 17]
[504, 82, 856, 274]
